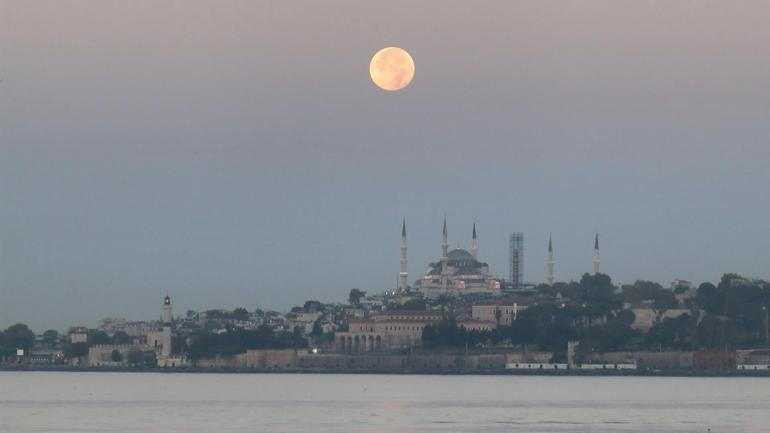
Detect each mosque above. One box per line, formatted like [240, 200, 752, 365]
[400, 218, 502, 298]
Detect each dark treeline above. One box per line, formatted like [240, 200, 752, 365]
[186, 325, 307, 360]
[424, 273, 770, 359]
[202, 308, 250, 321]
[89, 330, 133, 345]
[0, 324, 35, 357]
[422, 317, 505, 349]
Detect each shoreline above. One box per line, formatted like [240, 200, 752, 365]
[3, 365, 770, 377]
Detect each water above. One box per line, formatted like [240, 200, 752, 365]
[1, 372, 768, 433]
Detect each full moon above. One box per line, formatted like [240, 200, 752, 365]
[369, 47, 415, 91]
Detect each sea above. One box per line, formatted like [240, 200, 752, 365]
[1, 372, 768, 433]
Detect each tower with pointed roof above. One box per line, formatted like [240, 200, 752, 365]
[160, 294, 172, 358]
[471, 222, 478, 260]
[399, 219, 408, 290]
[441, 216, 449, 292]
[593, 233, 600, 274]
[546, 235, 554, 285]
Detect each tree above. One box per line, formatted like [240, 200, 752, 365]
[697, 315, 730, 349]
[696, 282, 724, 315]
[348, 288, 366, 306]
[42, 329, 59, 345]
[645, 314, 693, 350]
[617, 309, 636, 326]
[110, 349, 123, 363]
[186, 325, 308, 360]
[311, 318, 324, 336]
[0, 324, 36, 357]
[89, 331, 112, 345]
[422, 317, 501, 349]
[111, 331, 132, 345]
[389, 298, 426, 311]
[577, 273, 622, 319]
[623, 280, 664, 303]
[233, 307, 250, 321]
[65, 342, 90, 359]
[622, 280, 678, 313]
[127, 349, 145, 366]
[652, 289, 677, 313]
[303, 300, 323, 312]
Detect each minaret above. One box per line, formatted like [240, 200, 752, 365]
[441, 216, 448, 292]
[593, 233, 600, 274]
[160, 294, 172, 358]
[399, 219, 408, 290]
[471, 222, 478, 259]
[546, 235, 554, 285]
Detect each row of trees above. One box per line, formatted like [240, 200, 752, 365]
[422, 273, 770, 358]
[186, 325, 308, 360]
[88, 330, 133, 345]
[422, 317, 505, 349]
[202, 308, 251, 321]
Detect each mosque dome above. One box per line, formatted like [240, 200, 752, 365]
[447, 248, 474, 260]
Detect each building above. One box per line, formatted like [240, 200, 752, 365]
[736, 349, 770, 366]
[287, 311, 322, 334]
[471, 304, 521, 326]
[629, 308, 657, 332]
[600, 351, 694, 370]
[336, 311, 443, 352]
[629, 307, 692, 332]
[457, 317, 497, 331]
[413, 219, 502, 298]
[509, 233, 523, 288]
[68, 327, 88, 344]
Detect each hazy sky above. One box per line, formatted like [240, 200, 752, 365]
[2, 1, 770, 331]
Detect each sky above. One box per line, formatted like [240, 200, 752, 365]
[2, 1, 770, 331]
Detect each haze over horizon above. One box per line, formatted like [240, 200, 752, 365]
[2, 1, 770, 331]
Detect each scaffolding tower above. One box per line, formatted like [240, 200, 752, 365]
[509, 232, 524, 289]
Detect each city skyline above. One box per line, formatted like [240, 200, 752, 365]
[0, 219, 755, 332]
[3, 1, 770, 331]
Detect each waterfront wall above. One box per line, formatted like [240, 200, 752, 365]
[182, 350, 743, 372]
[190, 350, 513, 371]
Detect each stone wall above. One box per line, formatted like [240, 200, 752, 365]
[187, 350, 551, 371]
[296, 352, 507, 371]
[245, 349, 298, 369]
[87, 344, 144, 366]
[694, 351, 736, 370]
[192, 353, 247, 368]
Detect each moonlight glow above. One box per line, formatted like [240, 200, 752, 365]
[369, 47, 415, 91]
